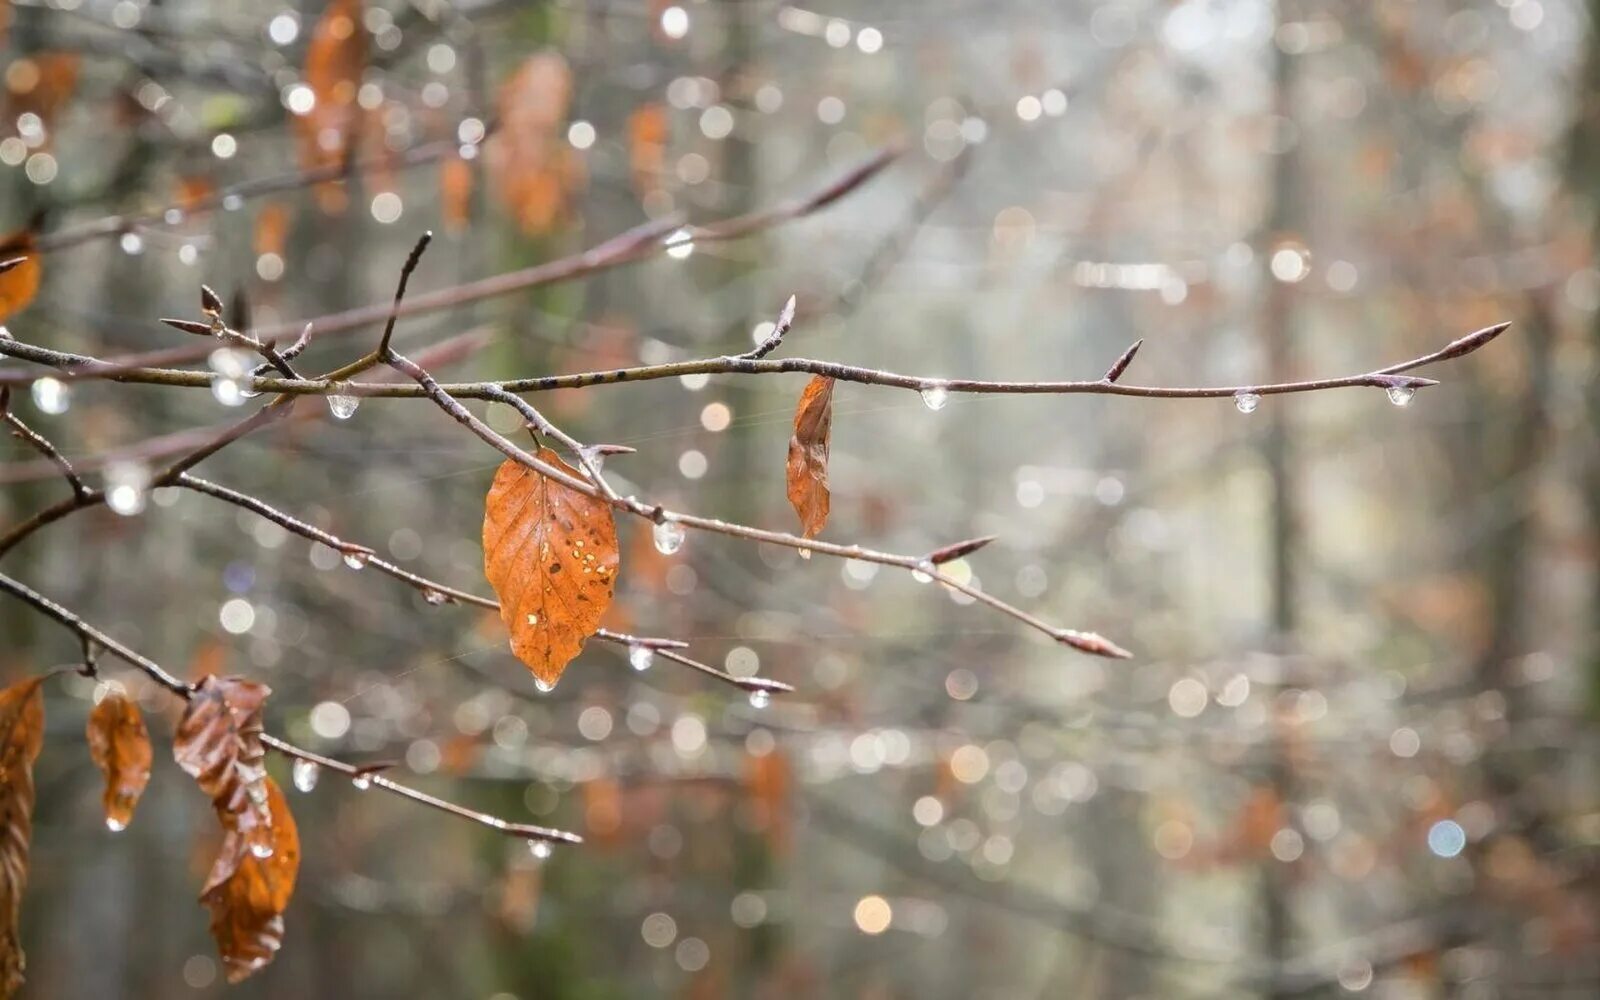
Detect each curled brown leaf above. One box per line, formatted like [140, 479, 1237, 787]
[174, 676, 273, 861]
[785, 375, 836, 539]
[200, 776, 300, 983]
[86, 688, 152, 832]
[0, 676, 45, 999]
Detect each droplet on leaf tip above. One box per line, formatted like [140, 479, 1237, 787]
[534, 676, 557, 694]
[106, 817, 126, 833]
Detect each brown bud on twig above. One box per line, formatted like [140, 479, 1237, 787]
[199, 284, 225, 318]
[924, 535, 997, 565]
[161, 318, 216, 337]
[1103, 340, 1143, 383]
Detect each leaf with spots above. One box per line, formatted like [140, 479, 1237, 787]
[483, 449, 618, 688]
[174, 676, 274, 862]
[785, 375, 835, 539]
[0, 676, 45, 999]
[0, 227, 40, 325]
[86, 687, 152, 832]
[200, 776, 300, 983]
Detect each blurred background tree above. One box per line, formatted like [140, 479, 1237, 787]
[1, 0, 1597, 997]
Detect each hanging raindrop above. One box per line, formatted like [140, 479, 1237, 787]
[797, 548, 812, 560]
[919, 381, 950, 411]
[1385, 385, 1415, 407]
[748, 688, 772, 710]
[653, 519, 686, 555]
[343, 550, 370, 570]
[249, 842, 275, 859]
[629, 645, 655, 672]
[534, 676, 557, 694]
[292, 758, 320, 792]
[105, 817, 126, 833]
[1234, 391, 1261, 414]
[352, 773, 373, 791]
[422, 588, 449, 606]
[528, 839, 554, 861]
[327, 382, 360, 419]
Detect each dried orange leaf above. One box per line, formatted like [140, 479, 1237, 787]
[200, 776, 299, 983]
[482, 449, 618, 687]
[86, 689, 152, 832]
[0, 676, 45, 998]
[0, 228, 40, 325]
[785, 375, 835, 539]
[174, 676, 274, 861]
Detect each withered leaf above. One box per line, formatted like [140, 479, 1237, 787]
[0, 227, 40, 325]
[0, 676, 45, 999]
[86, 688, 152, 832]
[201, 776, 299, 983]
[483, 449, 618, 687]
[785, 375, 836, 539]
[174, 676, 274, 861]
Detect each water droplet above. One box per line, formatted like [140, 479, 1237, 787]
[104, 461, 151, 517]
[249, 841, 275, 859]
[1234, 391, 1261, 414]
[1385, 385, 1415, 407]
[653, 519, 686, 555]
[797, 548, 812, 560]
[528, 838, 554, 860]
[629, 645, 654, 672]
[910, 560, 935, 584]
[534, 676, 557, 694]
[30, 376, 70, 414]
[239, 376, 262, 399]
[748, 689, 771, 709]
[342, 550, 369, 570]
[292, 758, 320, 792]
[106, 817, 126, 833]
[664, 227, 695, 259]
[212, 376, 246, 407]
[422, 588, 449, 606]
[352, 773, 372, 791]
[327, 383, 360, 419]
[919, 381, 950, 411]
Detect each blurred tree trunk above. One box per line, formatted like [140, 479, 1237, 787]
[1570, 0, 1600, 718]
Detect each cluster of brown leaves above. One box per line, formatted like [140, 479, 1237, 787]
[0, 672, 299, 995]
[478, 370, 843, 689]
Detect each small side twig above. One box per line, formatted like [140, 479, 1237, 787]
[1, 387, 90, 499]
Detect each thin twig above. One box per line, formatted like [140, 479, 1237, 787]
[1, 387, 89, 498]
[0, 568, 580, 845]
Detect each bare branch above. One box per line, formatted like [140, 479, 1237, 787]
[0, 568, 581, 845]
